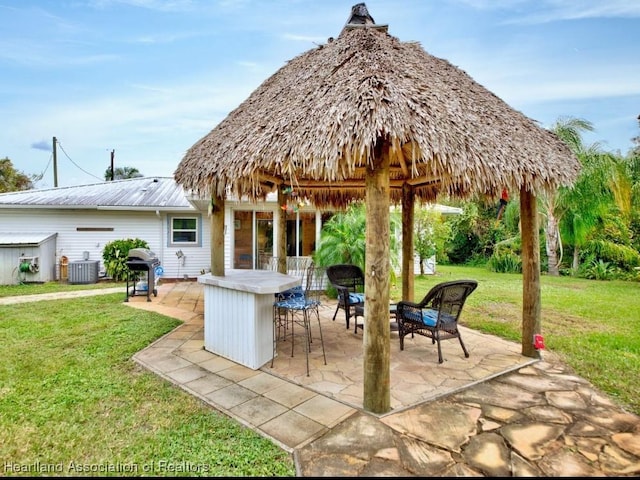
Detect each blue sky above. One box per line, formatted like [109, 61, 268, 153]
[2, 0, 639, 188]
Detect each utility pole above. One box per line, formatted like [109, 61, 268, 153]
[110, 149, 115, 181]
[52, 136, 58, 187]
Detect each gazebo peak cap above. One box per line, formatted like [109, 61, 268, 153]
[342, 2, 388, 34]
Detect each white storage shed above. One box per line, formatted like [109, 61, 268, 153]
[0, 232, 58, 285]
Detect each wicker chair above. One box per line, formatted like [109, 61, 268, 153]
[396, 280, 478, 363]
[326, 264, 365, 330]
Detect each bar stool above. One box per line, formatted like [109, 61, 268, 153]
[272, 263, 327, 376]
[272, 285, 303, 361]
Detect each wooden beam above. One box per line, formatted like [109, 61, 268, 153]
[520, 187, 541, 358]
[397, 150, 409, 177]
[363, 142, 391, 414]
[405, 176, 440, 187]
[258, 172, 283, 186]
[284, 177, 441, 189]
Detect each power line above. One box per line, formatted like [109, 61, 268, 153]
[56, 140, 103, 181]
[34, 152, 52, 184]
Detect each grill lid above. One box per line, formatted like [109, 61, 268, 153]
[128, 248, 157, 262]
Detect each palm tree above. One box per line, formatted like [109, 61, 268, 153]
[314, 202, 401, 273]
[628, 140, 640, 253]
[541, 117, 596, 275]
[577, 151, 640, 275]
[559, 151, 617, 272]
[314, 203, 367, 269]
[104, 166, 143, 181]
[524, 115, 639, 277]
[546, 118, 636, 276]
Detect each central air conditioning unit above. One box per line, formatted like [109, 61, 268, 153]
[68, 260, 99, 284]
[18, 256, 39, 273]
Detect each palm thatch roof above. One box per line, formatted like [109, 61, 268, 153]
[175, 3, 579, 207]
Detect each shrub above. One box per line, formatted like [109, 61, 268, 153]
[585, 239, 640, 271]
[487, 250, 522, 273]
[102, 238, 149, 281]
[581, 258, 615, 280]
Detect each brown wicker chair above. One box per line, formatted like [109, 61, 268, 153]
[326, 264, 365, 330]
[396, 280, 478, 363]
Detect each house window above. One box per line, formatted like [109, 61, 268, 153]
[170, 216, 200, 245]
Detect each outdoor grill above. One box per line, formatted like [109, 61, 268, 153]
[125, 248, 160, 302]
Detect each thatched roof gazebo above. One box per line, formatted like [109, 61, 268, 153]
[175, 3, 580, 414]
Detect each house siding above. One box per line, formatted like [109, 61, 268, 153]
[163, 213, 212, 278]
[0, 209, 212, 282]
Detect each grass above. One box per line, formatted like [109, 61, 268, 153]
[390, 265, 640, 415]
[0, 293, 295, 477]
[2, 267, 639, 475]
[0, 280, 124, 298]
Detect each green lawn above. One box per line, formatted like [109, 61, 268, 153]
[390, 265, 640, 415]
[0, 280, 124, 298]
[0, 294, 295, 477]
[1, 267, 638, 476]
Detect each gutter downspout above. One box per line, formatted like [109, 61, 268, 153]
[156, 209, 164, 279]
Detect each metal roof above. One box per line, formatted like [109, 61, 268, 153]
[0, 232, 57, 246]
[0, 176, 461, 215]
[0, 177, 193, 211]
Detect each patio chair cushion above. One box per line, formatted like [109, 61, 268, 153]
[405, 308, 456, 327]
[274, 296, 319, 309]
[349, 292, 365, 305]
[276, 286, 304, 301]
[274, 279, 322, 309]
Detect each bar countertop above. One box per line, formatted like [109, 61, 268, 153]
[198, 270, 300, 294]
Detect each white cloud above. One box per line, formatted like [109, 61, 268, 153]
[500, 79, 640, 106]
[87, 0, 197, 13]
[281, 33, 328, 45]
[458, 0, 640, 24]
[4, 70, 264, 184]
[130, 30, 209, 44]
[0, 44, 121, 67]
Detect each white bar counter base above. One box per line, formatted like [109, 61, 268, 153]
[198, 270, 301, 370]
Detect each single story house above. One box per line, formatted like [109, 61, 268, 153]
[0, 177, 460, 285]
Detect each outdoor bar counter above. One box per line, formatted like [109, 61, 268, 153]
[198, 270, 301, 369]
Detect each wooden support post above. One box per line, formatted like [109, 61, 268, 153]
[363, 142, 391, 414]
[520, 187, 541, 358]
[277, 188, 287, 274]
[211, 193, 225, 276]
[401, 183, 414, 302]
